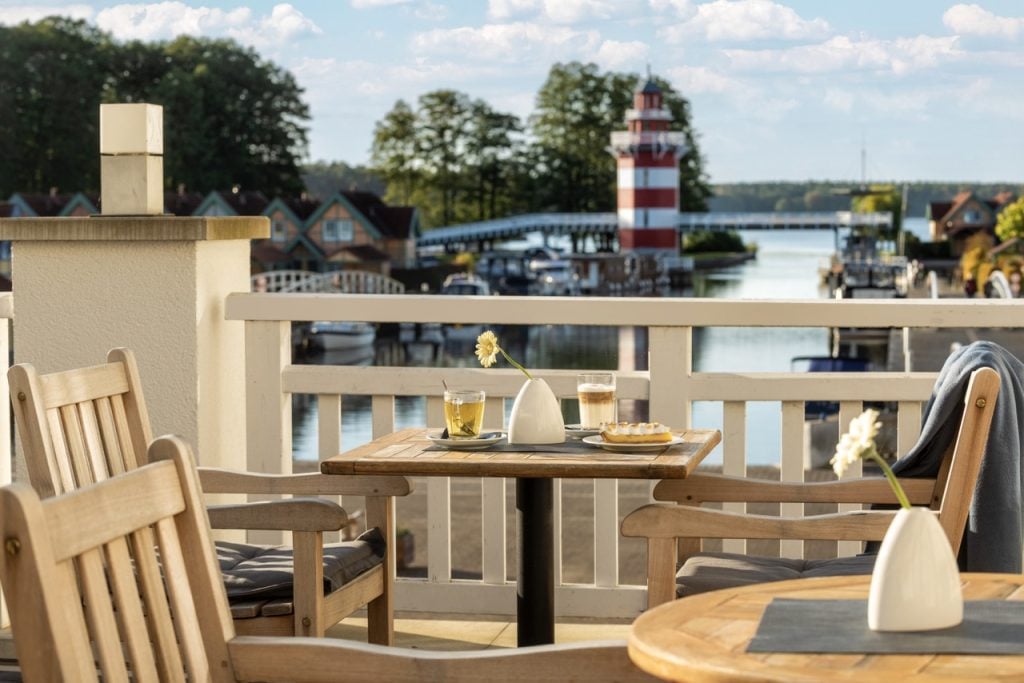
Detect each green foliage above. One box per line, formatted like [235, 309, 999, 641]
[371, 61, 711, 227]
[996, 196, 1024, 243]
[0, 18, 309, 197]
[851, 185, 902, 237]
[0, 18, 112, 196]
[683, 230, 745, 254]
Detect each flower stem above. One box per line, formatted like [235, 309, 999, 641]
[499, 347, 533, 380]
[866, 448, 912, 509]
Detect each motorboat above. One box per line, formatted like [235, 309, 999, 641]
[306, 321, 376, 352]
[440, 274, 491, 340]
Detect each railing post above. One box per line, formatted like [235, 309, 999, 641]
[245, 319, 291, 544]
[649, 326, 691, 428]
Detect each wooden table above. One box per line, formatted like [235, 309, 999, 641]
[323, 427, 721, 646]
[628, 573, 1024, 682]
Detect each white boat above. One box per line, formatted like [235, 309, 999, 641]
[440, 274, 491, 340]
[307, 321, 376, 351]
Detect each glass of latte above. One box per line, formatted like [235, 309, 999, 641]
[577, 372, 616, 428]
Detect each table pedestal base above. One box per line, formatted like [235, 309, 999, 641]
[516, 477, 553, 646]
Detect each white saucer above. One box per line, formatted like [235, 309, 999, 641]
[581, 435, 685, 454]
[565, 424, 601, 438]
[427, 431, 506, 450]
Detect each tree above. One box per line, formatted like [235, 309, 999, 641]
[996, 196, 1024, 243]
[531, 62, 711, 214]
[370, 100, 420, 205]
[415, 90, 473, 226]
[652, 76, 712, 212]
[111, 37, 309, 196]
[464, 100, 522, 221]
[0, 18, 112, 196]
[0, 19, 310, 197]
[851, 185, 902, 238]
[531, 62, 621, 213]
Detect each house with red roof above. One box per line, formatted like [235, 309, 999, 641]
[927, 191, 1017, 254]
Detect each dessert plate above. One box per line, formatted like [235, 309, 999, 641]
[564, 424, 601, 438]
[427, 431, 506, 450]
[582, 435, 685, 454]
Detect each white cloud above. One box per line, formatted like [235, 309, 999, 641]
[414, 1, 447, 20]
[666, 65, 743, 94]
[412, 22, 600, 62]
[351, 0, 412, 7]
[488, 0, 539, 20]
[227, 3, 321, 48]
[661, 0, 830, 43]
[725, 34, 963, 74]
[943, 4, 1024, 39]
[488, 0, 642, 23]
[823, 87, 853, 112]
[648, 0, 694, 18]
[0, 4, 93, 25]
[94, 2, 320, 47]
[594, 39, 648, 69]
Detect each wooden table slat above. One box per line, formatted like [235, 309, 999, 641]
[322, 427, 721, 479]
[629, 573, 1024, 682]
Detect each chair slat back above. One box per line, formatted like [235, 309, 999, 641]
[11, 348, 153, 498]
[0, 436, 236, 682]
[931, 366, 999, 550]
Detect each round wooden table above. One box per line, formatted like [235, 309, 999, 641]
[628, 573, 1024, 682]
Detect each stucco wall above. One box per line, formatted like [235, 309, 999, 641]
[12, 239, 247, 478]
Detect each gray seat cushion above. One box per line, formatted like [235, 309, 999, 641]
[217, 527, 385, 618]
[676, 551, 876, 597]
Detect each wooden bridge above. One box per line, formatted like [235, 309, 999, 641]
[251, 270, 406, 294]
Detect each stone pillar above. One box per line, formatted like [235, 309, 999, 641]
[0, 103, 267, 481]
[0, 217, 266, 479]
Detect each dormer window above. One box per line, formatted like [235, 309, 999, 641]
[323, 219, 354, 242]
[271, 220, 287, 243]
[962, 209, 980, 224]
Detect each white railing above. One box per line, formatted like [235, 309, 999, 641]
[252, 269, 405, 294]
[679, 211, 893, 230]
[225, 294, 1022, 619]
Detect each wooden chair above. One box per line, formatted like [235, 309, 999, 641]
[622, 366, 1000, 608]
[9, 348, 410, 643]
[0, 434, 656, 682]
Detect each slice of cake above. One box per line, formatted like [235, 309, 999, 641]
[600, 422, 673, 444]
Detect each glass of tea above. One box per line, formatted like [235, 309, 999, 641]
[577, 372, 616, 428]
[443, 389, 486, 438]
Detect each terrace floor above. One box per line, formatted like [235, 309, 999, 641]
[330, 612, 633, 650]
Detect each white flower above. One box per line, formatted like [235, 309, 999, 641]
[830, 409, 881, 478]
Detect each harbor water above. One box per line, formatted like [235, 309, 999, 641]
[293, 221, 930, 467]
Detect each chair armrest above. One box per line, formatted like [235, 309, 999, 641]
[207, 499, 347, 532]
[654, 473, 936, 506]
[198, 468, 412, 497]
[621, 503, 897, 542]
[228, 637, 657, 683]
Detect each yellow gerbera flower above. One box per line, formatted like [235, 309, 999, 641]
[475, 330, 499, 368]
[474, 330, 532, 379]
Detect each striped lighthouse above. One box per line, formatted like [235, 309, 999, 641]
[610, 78, 687, 251]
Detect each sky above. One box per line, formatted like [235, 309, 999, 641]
[2, 0, 1023, 183]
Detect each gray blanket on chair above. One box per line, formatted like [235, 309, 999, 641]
[888, 341, 1024, 572]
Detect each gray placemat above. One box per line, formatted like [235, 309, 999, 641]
[425, 440, 597, 455]
[748, 599, 1024, 654]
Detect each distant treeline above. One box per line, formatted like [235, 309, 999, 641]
[709, 182, 1024, 218]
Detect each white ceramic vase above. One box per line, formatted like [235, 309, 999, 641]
[868, 506, 962, 632]
[507, 378, 565, 445]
